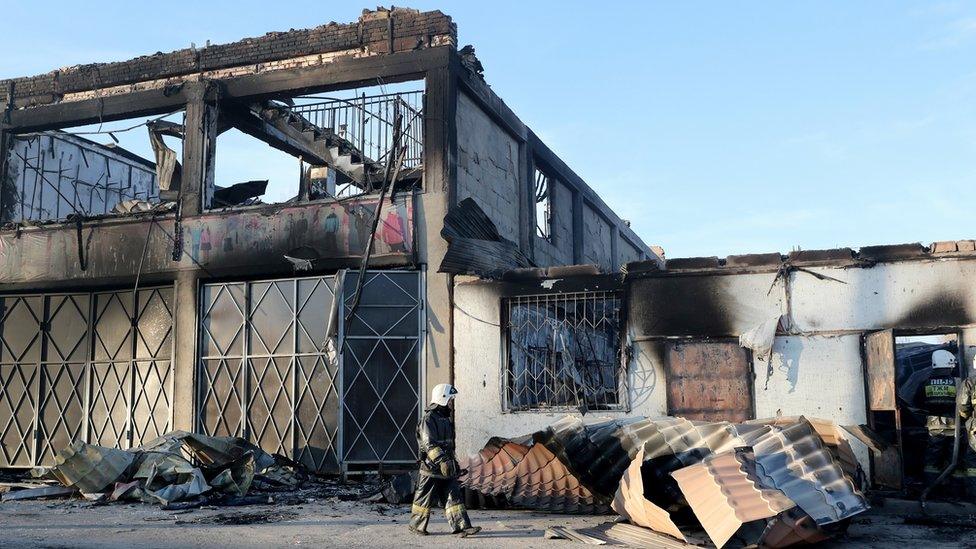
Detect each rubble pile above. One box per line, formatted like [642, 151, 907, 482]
[460, 415, 871, 548]
[3, 431, 314, 508]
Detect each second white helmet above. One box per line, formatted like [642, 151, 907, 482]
[932, 349, 957, 370]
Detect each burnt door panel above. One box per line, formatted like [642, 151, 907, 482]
[665, 340, 754, 423]
[863, 329, 902, 490]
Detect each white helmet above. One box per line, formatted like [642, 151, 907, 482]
[431, 383, 458, 406]
[932, 349, 957, 370]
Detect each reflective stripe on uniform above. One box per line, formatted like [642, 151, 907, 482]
[427, 447, 444, 461]
[411, 504, 430, 516]
[445, 503, 466, 517]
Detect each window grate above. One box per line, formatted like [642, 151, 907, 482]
[504, 291, 625, 412]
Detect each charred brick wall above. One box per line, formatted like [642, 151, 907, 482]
[0, 8, 456, 107]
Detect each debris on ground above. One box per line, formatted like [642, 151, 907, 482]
[0, 431, 379, 510]
[460, 414, 873, 548]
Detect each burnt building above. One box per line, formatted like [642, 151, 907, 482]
[0, 8, 651, 473]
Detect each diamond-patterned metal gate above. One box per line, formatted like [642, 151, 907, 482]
[197, 276, 344, 473]
[341, 271, 422, 467]
[0, 288, 174, 467]
[197, 271, 423, 472]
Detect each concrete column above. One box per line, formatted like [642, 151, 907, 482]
[181, 81, 220, 215]
[171, 269, 201, 432]
[420, 63, 458, 398]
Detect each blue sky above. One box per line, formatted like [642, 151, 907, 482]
[2, 1, 974, 257]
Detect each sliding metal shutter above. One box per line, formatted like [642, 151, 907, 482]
[0, 288, 174, 467]
[197, 276, 342, 473]
[197, 271, 424, 472]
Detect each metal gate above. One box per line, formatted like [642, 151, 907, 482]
[0, 288, 174, 467]
[196, 271, 423, 473]
[341, 271, 423, 467]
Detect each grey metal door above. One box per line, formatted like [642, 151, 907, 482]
[341, 271, 422, 466]
[0, 288, 174, 467]
[197, 276, 342, 473]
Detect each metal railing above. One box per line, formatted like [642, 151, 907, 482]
[292, 91, 424, 169]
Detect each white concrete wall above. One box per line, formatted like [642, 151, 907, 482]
[755, 334, 866, 424]
[453, 256, 976, 458]
[452, 277, 667, 456]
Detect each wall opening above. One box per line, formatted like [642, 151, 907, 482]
[893, 332, 963, 495]
[1, 112, 184, 225]
[209, 82, 424, 210]
[534, 165, 553, 242]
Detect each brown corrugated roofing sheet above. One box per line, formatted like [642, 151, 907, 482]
[458, 437, 529, 497]
[759, 507, 832, 547]
[612, 448, 689, 542]
[459, 435, 607, 514]
[671, 449, 795, 548]
[509, 442, 609, 514]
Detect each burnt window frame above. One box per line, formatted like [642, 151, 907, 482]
[533, 164, 554, 243]
[502, 290, 627, 413]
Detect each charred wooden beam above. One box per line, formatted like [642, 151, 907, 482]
[3, 48, 449, 134]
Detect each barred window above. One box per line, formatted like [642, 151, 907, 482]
[504, 291, 625, 411]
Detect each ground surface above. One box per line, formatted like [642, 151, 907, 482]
[3, 493, 976, 548]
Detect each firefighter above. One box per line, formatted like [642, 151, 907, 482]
[957, 360, 976, 456]
[923, 350, 960, 485]
[408, 383, 481, 537]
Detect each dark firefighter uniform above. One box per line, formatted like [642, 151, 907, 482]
[925, 373, 976, 495]
[408, 403, 477, 535]
[958, 377, 976, 456]
[923, 371, 959, 479]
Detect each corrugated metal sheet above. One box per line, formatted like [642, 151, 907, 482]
[746, 416, 867, 489]
[509, 443, 609, 514]
[751, 418, 869, 525]
[458, 437, 529, 497]
[439, 198, 533, 277]
[536, 416, 773, 499]
[671, 448, 795, 548]
[459, 434, 608, 514]
[612, 447, 689, 542]
[758, 507, 831, 548]
[576, 522, 697, 549]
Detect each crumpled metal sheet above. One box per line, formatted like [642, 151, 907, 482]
[50, 441, 136, 493]
[459, 437, 530, 498]
[758, 507, 832, 547]
[751, 418, 869, 525]
[49, 430, 285, 506]
[671, 448, 795, 548]
[459, 436, 607, 514]
[612, 447, 688, 542]
[747, 415, 867, 489]
[439, 198, 534, 277]
[509, 442, 608, 514]
[538, 415, 774, 499]
[463, 413, 869, 547]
